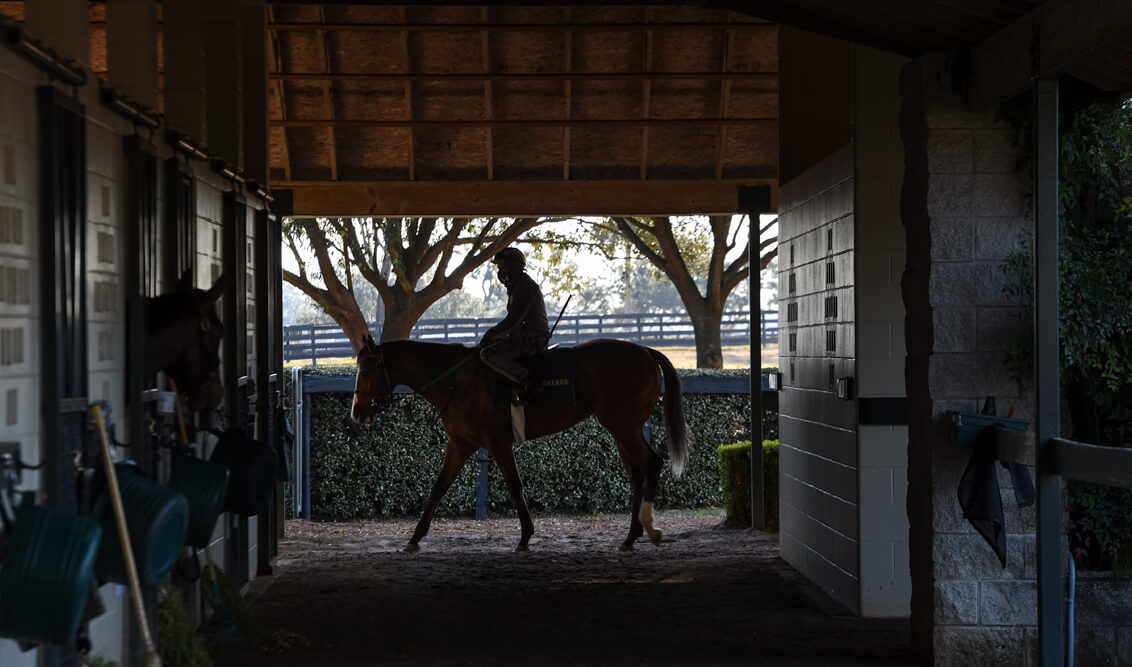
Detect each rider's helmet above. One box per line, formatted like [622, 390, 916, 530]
[491, 247, 526, 270]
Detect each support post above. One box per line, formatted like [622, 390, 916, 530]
[475, 448, 490, 520]
[742, 188, 772, 530]
[1034, 76, 1065, 667]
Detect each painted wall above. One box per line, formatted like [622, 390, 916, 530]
[777, 143, 859, 612]
[852, 46, 911, 617]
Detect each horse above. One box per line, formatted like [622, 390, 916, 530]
[350, 336, 691, 553]
[146, 270, 226, 411]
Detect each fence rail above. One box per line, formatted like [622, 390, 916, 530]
[284, 310, 778, 364]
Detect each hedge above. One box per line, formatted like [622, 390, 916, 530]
[718, 440, 779, 530]
[299, 366, 773, 520]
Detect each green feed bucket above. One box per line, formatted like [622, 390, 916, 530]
[93, 464, 190, 587]
[167, 455, 228, 548]
[0, 493, 102, 645]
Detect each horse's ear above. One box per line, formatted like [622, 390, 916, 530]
[203, 274, 227, 305]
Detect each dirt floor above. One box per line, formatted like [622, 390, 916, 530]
[211, 512, 916, 667]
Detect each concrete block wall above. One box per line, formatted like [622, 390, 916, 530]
[853, 46, 911, 617]
[778, 143, 860, 614]
[901, 52, 1038, 666]
[0, 43, 43, 667]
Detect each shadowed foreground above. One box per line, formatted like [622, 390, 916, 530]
[212, 514, 915, 667]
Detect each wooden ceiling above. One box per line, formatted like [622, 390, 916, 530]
[266, 0, 1132, 217]
[267, 4, 780, 215]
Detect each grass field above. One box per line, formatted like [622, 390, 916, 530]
[285, 344, 778, 370]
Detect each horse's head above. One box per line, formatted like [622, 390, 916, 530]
[351, 334, 390, 424]
[148, 270, 226, 411]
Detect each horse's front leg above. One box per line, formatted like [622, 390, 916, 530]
[491, 446, 534, 552]
[406, 439, 474, 552]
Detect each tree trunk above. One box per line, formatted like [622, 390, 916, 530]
[690, 306, 725, 369]
[379, 300, 430, 342]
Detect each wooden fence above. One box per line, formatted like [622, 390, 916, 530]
[284, 310, 778, 364]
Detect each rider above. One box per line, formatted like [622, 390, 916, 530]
[479, 247, 550, 405]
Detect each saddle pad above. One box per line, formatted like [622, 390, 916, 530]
[489, 347, 577, 411]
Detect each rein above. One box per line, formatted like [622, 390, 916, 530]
[360, 349, 476, 420]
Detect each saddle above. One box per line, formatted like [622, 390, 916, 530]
[487, 346, 577, 411]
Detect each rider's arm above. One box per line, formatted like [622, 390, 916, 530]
[489, 280, 534, 339]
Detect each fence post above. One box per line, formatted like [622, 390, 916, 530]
[475, 448, 490, 519]
[310, 324, 317, 367]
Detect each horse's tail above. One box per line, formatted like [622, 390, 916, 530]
[647, 347, 691, 478]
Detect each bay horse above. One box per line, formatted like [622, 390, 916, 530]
[350, 337, 691, 552]
[146, 270, 226, 411]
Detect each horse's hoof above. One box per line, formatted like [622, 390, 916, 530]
[618, 543, 635, 552]
[649, 531, 663, 546]
[514, 544, 530, 553]
[403, 543, 420, 553]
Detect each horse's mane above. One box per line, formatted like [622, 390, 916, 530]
[145, 291, 193, 333]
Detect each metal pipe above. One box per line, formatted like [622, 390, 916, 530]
[1067, 550, 1076, 667]
[100, 87, 160, 130]
[1, 23, 86, 87]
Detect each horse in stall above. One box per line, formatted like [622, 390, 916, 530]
[350, 336, 691, 552]
[146, 270, 226, 410]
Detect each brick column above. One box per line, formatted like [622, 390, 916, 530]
[901, 51, 1038, 666]
[164, 0, 208, 142]
[107, 0, 160, 109]
[24, 0, 89, 68]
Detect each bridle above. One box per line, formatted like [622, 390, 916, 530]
[355, 341, 393, 413]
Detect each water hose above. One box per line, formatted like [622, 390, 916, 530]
[91, 404, 162, 667]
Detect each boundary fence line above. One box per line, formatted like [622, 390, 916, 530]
[285, 310, 779, 364]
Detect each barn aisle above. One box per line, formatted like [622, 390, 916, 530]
[210, 514, 913, 666]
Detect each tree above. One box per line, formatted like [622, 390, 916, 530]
[283, 217, 546, 352]
[605, 215, 778, 368]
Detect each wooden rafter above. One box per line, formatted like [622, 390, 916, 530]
[640, 21, 653, 180]
[402, 6, 414, 181]
[267, 4, 290, 181]
[482, 7, 493, 180]
[715, 22, 735, 180]
[562, 7, 572, 181]
[317, 6, 337, 181]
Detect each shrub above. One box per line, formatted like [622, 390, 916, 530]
[717, 440, 779, 530]
[299, 366, 770, 519]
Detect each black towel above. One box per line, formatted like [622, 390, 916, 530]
[957, 425, 1035, 568]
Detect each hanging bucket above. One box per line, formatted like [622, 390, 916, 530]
[167, 455, 228, 548]
[93, 464, 189, 587]
[0, 493, 102, 645]
[210, 428, 277, 517]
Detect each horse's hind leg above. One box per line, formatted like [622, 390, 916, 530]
[619, 466, 645, 551]
[491, 447, 535, 552]
[638, 447, 665, 545]
[406, 440, 474, 552]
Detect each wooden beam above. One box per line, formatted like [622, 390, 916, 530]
[317, 6, 337, 181]
[402, 8, 414, 181]
[267, 5, 290, 182]
[278, 179, 778, 217]
[641, 24, 653, 179]
[268, 21, 775, 33]
[482, 8, 493, 181]
[715, 24, 734, 179]
[272, 118, 776, 128]
[562, 8, 572, 181]
[970, 0, 1132, 109]
[268, 71, 778, 82]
